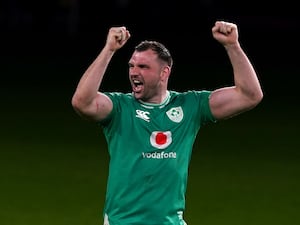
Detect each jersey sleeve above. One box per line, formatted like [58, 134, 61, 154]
[97, 92, 121, 127]
[189, 90, 217, 125]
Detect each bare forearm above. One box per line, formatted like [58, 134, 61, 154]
[210, 21, 263, 120]
[226, 43, 263, 101]
[73, 46, 115, 105]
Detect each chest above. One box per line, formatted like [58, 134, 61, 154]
[131, 106, 185, 130]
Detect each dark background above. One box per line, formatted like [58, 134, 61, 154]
[1, 0, 300, 96]
[1, 1, 299, 225]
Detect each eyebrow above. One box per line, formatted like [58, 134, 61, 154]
[128, 62, 149, 68]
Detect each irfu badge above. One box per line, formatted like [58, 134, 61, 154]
[166, 106, 183, 123]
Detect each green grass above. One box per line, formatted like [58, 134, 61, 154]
[0, 91, 108, 225]
[186, 110, 300, 225]
[1, 80, 299, 225]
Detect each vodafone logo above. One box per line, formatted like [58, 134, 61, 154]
[150, 131, 172, 149]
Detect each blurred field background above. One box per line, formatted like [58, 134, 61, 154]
[1, 0, 299, 224]
[1, 60, 299, 225]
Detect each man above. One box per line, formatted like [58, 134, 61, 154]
[71, 21, 263, 225]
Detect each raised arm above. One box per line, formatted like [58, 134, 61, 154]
[71, 26, 131, 121]
[209, 21, 263, 120]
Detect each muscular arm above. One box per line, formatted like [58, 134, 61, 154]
[209, 21, 263, 120]
[71, 26, 130, 121]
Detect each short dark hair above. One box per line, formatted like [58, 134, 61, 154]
[135, 40, 173, 67]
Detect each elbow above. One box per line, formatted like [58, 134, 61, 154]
[71, 95, 79, 109]
[71, 94, 85, 112]
[248, 88, 264, 109]
[71, 95, 91, 119]
[255, 88, 264, 104]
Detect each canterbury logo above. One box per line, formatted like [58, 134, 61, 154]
[136, 109, 150, 122]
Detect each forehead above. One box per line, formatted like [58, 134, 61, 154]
[129, 49, 159, 64]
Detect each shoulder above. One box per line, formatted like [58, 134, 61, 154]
[99, 92, 134, 125]
[103, 92, 137, 114]
[169, 90, 212, 100]
[104, 92, 134, 102]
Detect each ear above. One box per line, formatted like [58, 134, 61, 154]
[161, 66, 171, 81]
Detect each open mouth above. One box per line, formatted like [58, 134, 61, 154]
[132, 79, 143, 92]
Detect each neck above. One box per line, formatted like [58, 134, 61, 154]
[139, 90, 170, 105]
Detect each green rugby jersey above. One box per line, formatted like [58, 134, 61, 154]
[99, 90, 216, 225]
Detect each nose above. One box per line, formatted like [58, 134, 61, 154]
[129, 66, 136, 73]
[129, 66, 140, 76]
